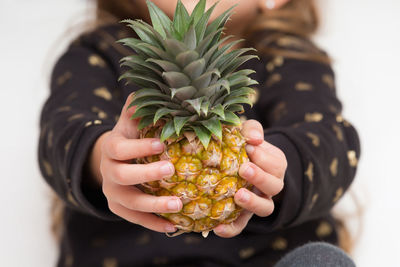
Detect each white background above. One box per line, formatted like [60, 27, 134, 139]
[0, 0, 399, 266]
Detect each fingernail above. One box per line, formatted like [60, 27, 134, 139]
[243, 164, 255, 178]
[160, 162, 174, 177]
[245, 144, 255, 154]
[250, 130, 263, 140]
[165, 224, 176, 233]
[239, 189, 250, 202]
[167, 199, 180, 211]
[151, 140, 164, 153]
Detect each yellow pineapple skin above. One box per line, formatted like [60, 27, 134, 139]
[138, 125, 251, 235]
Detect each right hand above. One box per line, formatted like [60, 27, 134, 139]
[90, 93, 182, 233]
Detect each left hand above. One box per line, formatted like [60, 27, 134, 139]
[213, 120, 287, 238]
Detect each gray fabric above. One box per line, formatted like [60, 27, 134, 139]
[274, 242, 356, 267]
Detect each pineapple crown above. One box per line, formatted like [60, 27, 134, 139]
[118, 0, 259, 148]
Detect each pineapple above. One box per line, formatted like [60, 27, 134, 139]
[118, 0, 258, 237]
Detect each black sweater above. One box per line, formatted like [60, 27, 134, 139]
[38, 24, 360, 267]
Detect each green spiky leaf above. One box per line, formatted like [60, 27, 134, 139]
[174, 116, 191, 135]
[192, 69, 220, 89]
[204, 5, 236, 47]
[184, 97, 204, 116]
[223, 96, 253, 108]
[190, 0, 206, 25]
[228, 87, 255, 98]
[200, 117, 222, 140]
[162, 72, 191, 88]
[200, 101, 210, 116]
[132, 88, 168, 100]
[176, 50, 200, 67]
[211, 104, 225, 119]
[227, 104, 245, 113]
[123, 20, 163, 48]
[184, 24, 197, 50]
[146, 0, 172, 38]
[222, 55, 259, 76]
[146, 59, 180, 72]
[138, 115, 154, 130]
[192, 125, 211, 148]
[195, 2, 217, 44]
[160, 120, 176, 142]
[171, 86, 197, 100]
[223, 111, 241, 125]
[131, 106, 159, 120]
[154, 107, 174, 124]
[183, 58, 205, 80]
[173, 0, 191, 40]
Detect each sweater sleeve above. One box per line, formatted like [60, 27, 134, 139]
[38, 39, 124, 220]
[248, 41, 361, 231]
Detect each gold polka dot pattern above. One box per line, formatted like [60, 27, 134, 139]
[333, 187, 343, 203]
[271, 237, 288, 250]
[309, 194, 319, 210]
[305, 162, 314, 182]
[295, 82, 313, 91]
[42, 160, 53, 177]
[347, 151, 358, 167]
[103, 257, 118, 267]
[330, 158, 338, 177]
[239, 247, 256, 259]
[88, 54, 106, 67]
[305, 112, 323, 123]
[316, 221, 333, 238]
[94, 87, 112, 101]
[67, 114, 84, 122]
[306, 132, 320, 147]
[265, 73, 281, 87]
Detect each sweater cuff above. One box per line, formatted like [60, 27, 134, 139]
[247, 131, 304, 233]
[70, 123, 119, 220]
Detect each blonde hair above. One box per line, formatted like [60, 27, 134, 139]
[50, 0, 354, 254]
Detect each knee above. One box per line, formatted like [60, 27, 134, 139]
[274, 242, 356, 267]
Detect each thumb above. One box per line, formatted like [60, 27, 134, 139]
[114, 92, 139, 139]
[241, 119, 264, 145]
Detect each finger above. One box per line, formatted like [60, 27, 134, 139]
[112, 185, 182, 213]
[239, 162, 284, 196]
[107, 201, 176, 233]
[109, 160, 175, 185]
[234, 188, 275, 217]
[245, 141, 287, 179]
[105, 135, 165, 160]
[241, 120, 264, 145]
[213, 210, 253, 238]
[114, 93, 140, 139]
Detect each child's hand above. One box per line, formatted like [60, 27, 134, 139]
[213, 120, 287, 238]
[91, 94, 181, 233]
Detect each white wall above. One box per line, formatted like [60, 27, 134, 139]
[0, 0, 399, 266]
[316, 1, 400, 266]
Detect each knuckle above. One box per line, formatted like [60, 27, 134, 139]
[107, 202, 118, 214]
[108, 139, 123, 159]
[279, 155, 288, 172]
[259, 201, 274, 217]
[274, 147, 287, 170]
[147, 163, 163, 181]
[125, 195, 138, 210]
[113, 166, 126, 184]
[246, 196, 257, 213]
[270, 179, 284, 196]
[278, 179, 285, 193]
[152, 197, 164, 213]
